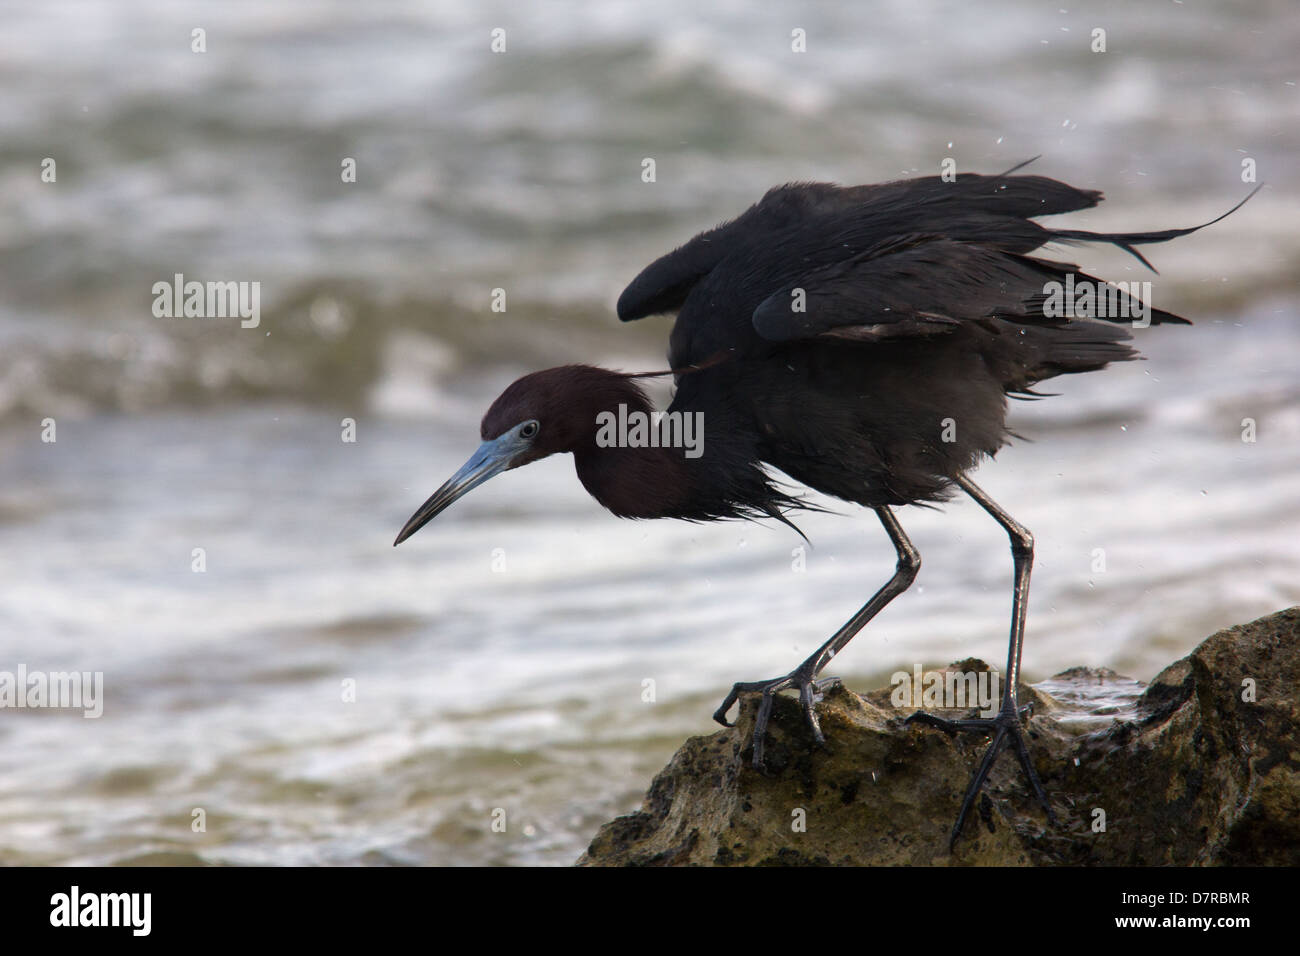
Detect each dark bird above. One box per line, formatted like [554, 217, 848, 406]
[394, 162, 1254, 846]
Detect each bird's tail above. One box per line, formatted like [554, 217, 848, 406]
[1044, 185, 1261, 272]
[1003, 318, 1140, 394]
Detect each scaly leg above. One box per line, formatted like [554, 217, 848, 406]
[906, 474, 1056, 847]
[714, 506, 920, 768]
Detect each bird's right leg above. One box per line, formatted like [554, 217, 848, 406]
[713, 506, 920, 769]
[904, 475, 1056, 848]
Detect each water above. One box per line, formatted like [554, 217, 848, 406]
[1, 0, 1297, 866]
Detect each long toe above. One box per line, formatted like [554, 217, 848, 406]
[712, 685, 743, 727]
[1009, 722, 1056, 823]
[798, 681, 827, 747]
[909, 705, 1056, 845]
[713, 671, 838, 770]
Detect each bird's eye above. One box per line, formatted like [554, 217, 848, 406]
[520, 420, 540, 439]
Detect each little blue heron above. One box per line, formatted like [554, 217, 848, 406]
[395, 161, 1254, 846]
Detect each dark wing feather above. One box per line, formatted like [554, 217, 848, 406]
[751, 236, 1188, 344]
[619, 162, 1258, 340]
[617, 162, 1103, 322]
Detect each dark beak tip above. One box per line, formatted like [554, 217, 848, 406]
[394, 435, 513, 550]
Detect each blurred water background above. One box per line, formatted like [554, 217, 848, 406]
[0, 0, 1297, 865]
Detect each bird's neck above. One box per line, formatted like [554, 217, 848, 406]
[561, 377, 698, 518]
[563, 371, 769, 522]
[556, 369, 726, 520]
[574, 441, 694, 519]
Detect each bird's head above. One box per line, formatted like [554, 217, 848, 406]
[393, 364, 651, 544]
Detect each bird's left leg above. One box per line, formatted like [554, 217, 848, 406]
[713, 505, 919, 769]
[905, 474, 1057, 847]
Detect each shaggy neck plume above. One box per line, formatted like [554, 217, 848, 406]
[569, 374, 693, 519]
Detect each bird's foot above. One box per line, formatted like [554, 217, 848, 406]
[905, 700, 1057, 849]
[713, 667, 842, 770]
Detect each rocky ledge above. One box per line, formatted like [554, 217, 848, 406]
[578, 606, 1299, 866]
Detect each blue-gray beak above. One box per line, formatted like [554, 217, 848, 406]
[393, 430, 525, 545]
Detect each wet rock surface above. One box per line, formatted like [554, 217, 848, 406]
[578, 606, 1300, 866]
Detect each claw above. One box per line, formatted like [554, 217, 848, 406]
[711, 688, 741, 728]
[714, 672, 839, 769]
[908, 700, 1055, 846]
